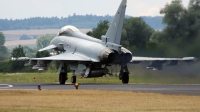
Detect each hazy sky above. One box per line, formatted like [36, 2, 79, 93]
[0, 0, 190, 19]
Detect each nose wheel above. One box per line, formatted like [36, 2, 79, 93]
[71, 70, 77, 84]
[71, 76, 77, 84]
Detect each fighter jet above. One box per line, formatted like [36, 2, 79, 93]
[18, 0, 196, 84]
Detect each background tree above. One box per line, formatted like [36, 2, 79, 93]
[87, 20, 109, 39]
[122, 17, 154, 51]
[0, 52, 7, 61]
[155, 0, 200, 57]
[185, 0, 200, 57]
[11, 45, 25, 58]
[10, 45, 26, 72]
[0, 32, 8, 61]
[36, 51, 50, 58]
[36, 35, 55, 50]
[160, 0, 187, 40]
[20, 34, 30, 40]
[0, 32, 5, 45]
[23, 46, 36, 58]
[186, 0, 200, 39]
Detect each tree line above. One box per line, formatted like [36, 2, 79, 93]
[0, 15, 164, 31]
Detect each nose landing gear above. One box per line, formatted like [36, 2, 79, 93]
[71, 70, 77, 84]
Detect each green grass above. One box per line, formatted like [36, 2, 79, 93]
[0, 72, 58, 83]
[0, 72, 200, 84]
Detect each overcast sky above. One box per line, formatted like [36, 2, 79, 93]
[0, 0, 190, 19]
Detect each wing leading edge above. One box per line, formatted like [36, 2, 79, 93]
[31, 52, 92, 62]
[20, 52, 93, 71]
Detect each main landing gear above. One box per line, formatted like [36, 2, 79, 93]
[59, 69, 77, 84]
[119, 64, 129, 84]
[59, 72, 67, 85]
[58, 62, 77, 84]
[58, 63, 68, 85]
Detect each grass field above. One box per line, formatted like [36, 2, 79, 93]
[5, 39, 37, 46]
[0, 72, 200, 84]
[0, 90, 199, 112]
[4, 34, 21, 41]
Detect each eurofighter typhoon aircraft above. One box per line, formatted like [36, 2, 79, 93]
[19, 0, 196, 84]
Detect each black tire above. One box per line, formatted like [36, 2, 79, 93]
[122, 72, 129, 84]
[71, 76, 76, 84]
[59, 72, 66, 85]
[119, 73, 122, 80]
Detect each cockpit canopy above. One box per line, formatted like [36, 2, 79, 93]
[58, 25, 80, 36]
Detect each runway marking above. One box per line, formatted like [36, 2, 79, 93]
[0, 84, 13, 89]
[0, 89, 42, 91]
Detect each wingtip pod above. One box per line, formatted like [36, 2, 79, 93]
[17, 57, 30, 61]
[182, 57, 198, 62]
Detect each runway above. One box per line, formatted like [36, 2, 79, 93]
[0, 83, 200, 95]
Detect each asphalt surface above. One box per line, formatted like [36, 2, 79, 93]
[0, 83, 200, 95]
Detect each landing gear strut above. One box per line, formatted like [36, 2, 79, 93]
[71, 70, 77, 84]
[119, 64, 129, 84]
[58, 63, 68, 85]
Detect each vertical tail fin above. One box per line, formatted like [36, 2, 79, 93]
[105, 0, 127, 45]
